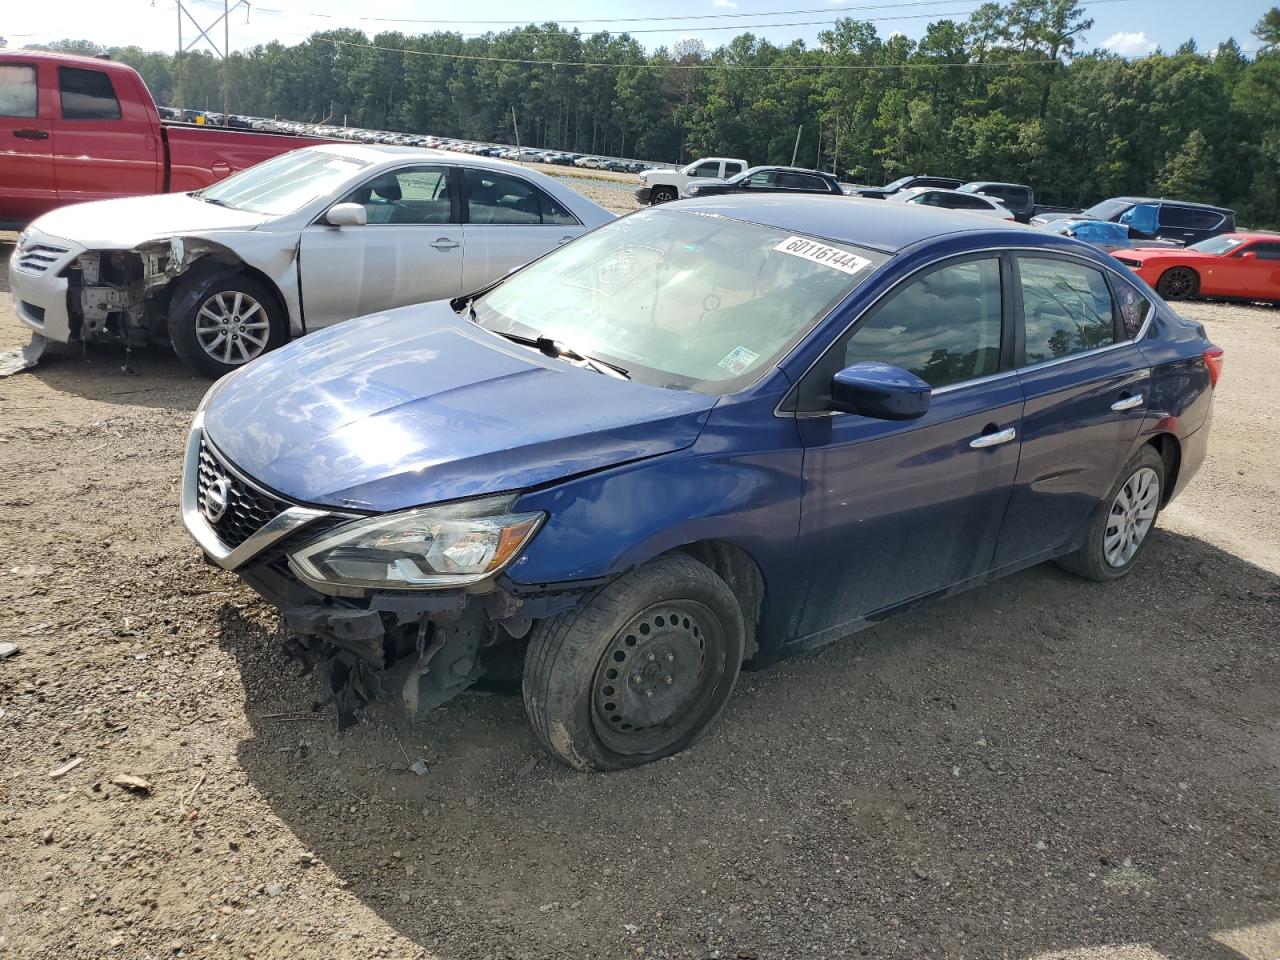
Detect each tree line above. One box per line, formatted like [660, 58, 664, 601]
[18, 1, 1280, 226]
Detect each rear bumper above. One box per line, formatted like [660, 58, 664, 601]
[634, 187, 652, 204]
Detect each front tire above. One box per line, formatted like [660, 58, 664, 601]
[1056, 445, 1165, 582]
[650, 186, 678, 205]
[522, 554, 745, 771]
[169, 273, 287, 378]
[1155, 266, 1199, 301]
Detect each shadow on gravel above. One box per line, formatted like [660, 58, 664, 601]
[223, 530, 1280, 959]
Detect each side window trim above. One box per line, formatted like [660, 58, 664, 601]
[791, 251, 1010, 413]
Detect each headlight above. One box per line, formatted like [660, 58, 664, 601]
[288, 494, 544, 591]
[686, 185, 701, 195]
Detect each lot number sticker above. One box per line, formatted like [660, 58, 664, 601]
[773, 236, 870, 275]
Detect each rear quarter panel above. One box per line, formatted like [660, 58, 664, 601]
[1136, 305, 1215, 499]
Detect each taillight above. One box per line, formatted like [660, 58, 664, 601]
[1203, 346, 1224, 388]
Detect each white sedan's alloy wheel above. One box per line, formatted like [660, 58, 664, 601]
[195, 291, 271, 365]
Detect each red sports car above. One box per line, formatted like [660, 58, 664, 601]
[1113, 233, 1280, 303]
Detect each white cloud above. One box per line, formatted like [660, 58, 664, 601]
[1102, 30, 1158, 57]
[712, 0, 738, 6]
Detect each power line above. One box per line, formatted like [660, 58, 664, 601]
[314, 36, 1077, 71]
[194, 0, 1137, 28]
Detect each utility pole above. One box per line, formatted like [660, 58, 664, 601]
[173, 0, 250, 123]
[790, 125, 802, 167]
[511, 105, 522, 164]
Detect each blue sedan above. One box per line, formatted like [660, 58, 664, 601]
[181, 196, 1223, 771]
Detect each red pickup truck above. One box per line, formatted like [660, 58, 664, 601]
[0, 50, 333, 229]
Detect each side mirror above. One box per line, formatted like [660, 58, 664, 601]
[829, 362, 931, 420]
[1239, 250, 1258, 260]
[1126, 203, 1159, 238]
[325, 202, 368, 227]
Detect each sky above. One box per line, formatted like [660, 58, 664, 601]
[3, 0, 1273, 59]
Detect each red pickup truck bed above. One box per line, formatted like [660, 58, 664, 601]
[0, 50, 332, 229]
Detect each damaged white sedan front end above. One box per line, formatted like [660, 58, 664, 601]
[7, 143, 613, 378]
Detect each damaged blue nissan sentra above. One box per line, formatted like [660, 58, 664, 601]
[181, 195, 1222, 771]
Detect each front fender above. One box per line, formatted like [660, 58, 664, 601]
[507, 393, 807, 655]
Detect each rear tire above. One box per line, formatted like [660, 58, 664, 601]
[169, 272, 287, 378]
[522, 554, 745, 772]
[1056, 445, 1165, 582]
[651, 186, 678, 204]
[1155, 267, 1199, 301]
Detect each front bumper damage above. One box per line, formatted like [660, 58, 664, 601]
[9, 228, 243, 352]
[180, 414, 591, 727]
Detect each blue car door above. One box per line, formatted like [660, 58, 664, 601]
[788, 255, 1024, 645]
[990, 254, 1152, 568]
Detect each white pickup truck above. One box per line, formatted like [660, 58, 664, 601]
[635, 157, 749, 205]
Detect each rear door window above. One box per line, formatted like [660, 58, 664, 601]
[0, 64, 38, 118]
[464, 168, 579, 225]
[58, 67, 121, 121]
[777, 172, 826, 191]
[1159, 206, 1223, 231]
[1018, 257, 1117, 364]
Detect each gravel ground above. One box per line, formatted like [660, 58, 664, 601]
[0, 189, 1277, 960]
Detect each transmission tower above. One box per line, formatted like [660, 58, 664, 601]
[172, 0, 251, 122]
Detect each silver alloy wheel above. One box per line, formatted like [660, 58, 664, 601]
[194, 290, 270, 366]
[1104, 466, 1160, 567]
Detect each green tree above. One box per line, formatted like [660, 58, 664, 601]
[1156, 129, 1215, 200]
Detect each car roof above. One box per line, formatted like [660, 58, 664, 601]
[1110, 196, 1235, 215]
[897, 187, 1003, 203]
[674, 194, 1033, 253]
[960, 181, 1031, 190]
[742, 165, 831, 175]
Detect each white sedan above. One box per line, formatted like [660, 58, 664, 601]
[10, 144, 613, 376]
[889, 187, 1016, 220]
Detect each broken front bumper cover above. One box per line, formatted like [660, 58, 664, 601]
[179, 414, 590, 726]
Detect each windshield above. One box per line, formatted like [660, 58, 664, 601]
[471, 208, 885, 393]
[883, 176, 914, 191]
[198, 149, 369, 215]
[1188, 235, 1247, 255]
[1081, 198, 1134, 222]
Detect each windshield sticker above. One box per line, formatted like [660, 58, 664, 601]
[718, 346, 760, 375]
[773, 236, 870, 275]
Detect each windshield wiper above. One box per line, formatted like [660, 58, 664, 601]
[198, 195, 233, 208]
[491, 330, 630, 380]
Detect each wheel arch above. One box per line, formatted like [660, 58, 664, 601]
[1145, 431, 1182, 506]
[668, 539, 766, 661]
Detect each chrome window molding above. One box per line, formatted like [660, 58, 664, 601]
[775, 244, 1157, 419]
[180, 412, 331, 571]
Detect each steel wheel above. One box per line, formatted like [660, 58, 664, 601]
[1156, 267, 1197, 301]
[1104, 466, 1160, 568]
[194, 290, 271, 366]
[591, 600, 722, 755]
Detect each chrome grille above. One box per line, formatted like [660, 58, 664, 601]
[17, 243, 70, 274]
[196, 438, 289, 549]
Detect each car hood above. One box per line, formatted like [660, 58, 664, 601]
[202, 302, 718, 512]
[29, 192, 271, 249]
[1114, 248, 1208, 264]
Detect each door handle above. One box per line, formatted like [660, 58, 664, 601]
[429, 238, 460, 251]
[970, 426, 1017, 449]
[557, 234, 574, 245]
[1111, 393, 1144, 412]
[13, 129, 49, 140]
